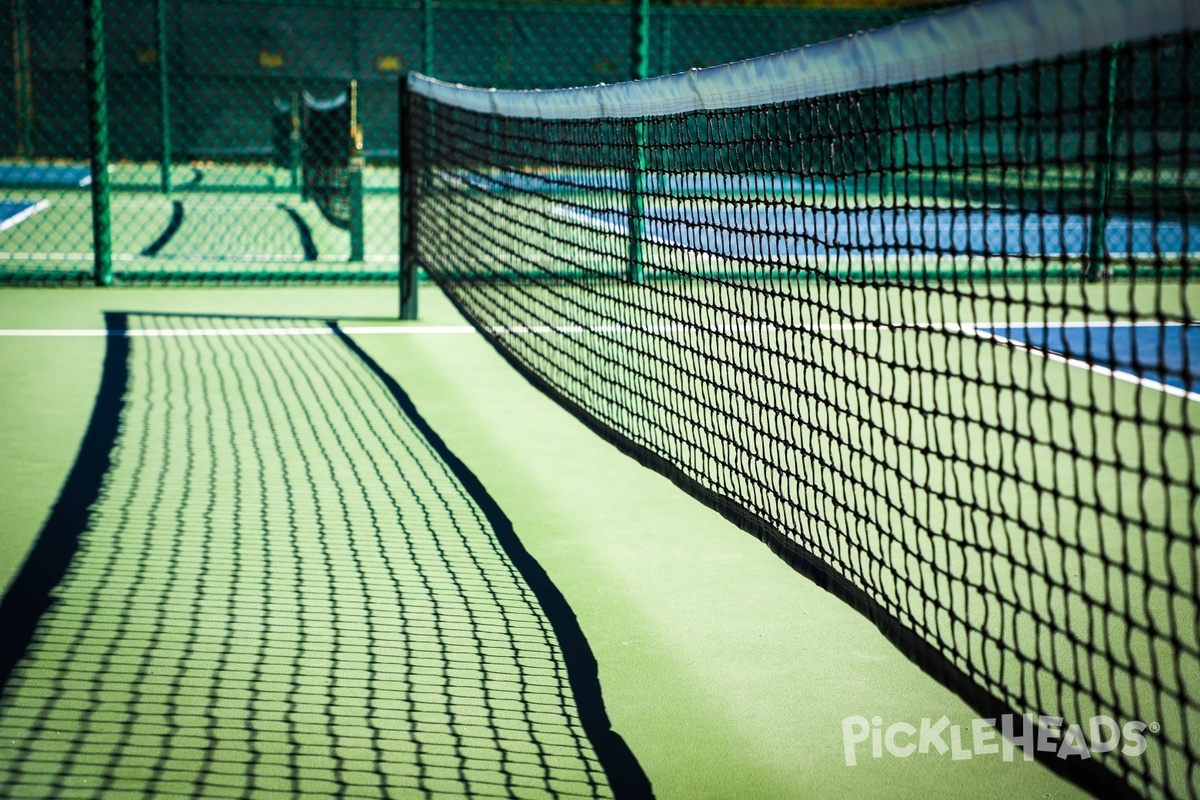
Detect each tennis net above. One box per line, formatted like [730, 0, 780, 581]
[402, 0, 1200, 797]
[302, 81, 361, 230]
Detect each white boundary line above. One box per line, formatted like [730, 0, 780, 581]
[963, 323, 1200, 403]
[551, 204, 681, 249]
[0, 325, 477, 338]
[0, 320, 1187, 337]
[0, 200, 51, 233]
[1, 320, 1192, 400]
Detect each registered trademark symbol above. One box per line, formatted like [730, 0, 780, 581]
[1149, 723, 1161, 734]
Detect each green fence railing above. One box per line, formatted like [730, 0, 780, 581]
[0, 0, 949, 287]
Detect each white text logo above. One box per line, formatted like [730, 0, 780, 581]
[841, 714, 1152, 766]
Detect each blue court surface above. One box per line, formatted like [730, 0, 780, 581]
[978, 322, 1200, 395]
[0, 164, 91, 188]
[452, 169, 1200, 259]
[0, 200, 50, 232]
[568, 205, 1200, 259]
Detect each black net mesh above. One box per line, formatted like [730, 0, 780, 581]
[302, 86, 357, 231]
[407, 23, 1200, 800]
[0, 313, 642, 798]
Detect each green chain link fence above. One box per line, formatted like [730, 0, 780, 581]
[1, 0, 949, 286]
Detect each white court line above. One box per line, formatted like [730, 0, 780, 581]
[551, 205, 683, 251]
[0, 200, 51, 233]
[962, 324, 1200, 404]
[0, 325, 478, 338]
[0, 252, 399, 263]
[1, 319, 1193, 399]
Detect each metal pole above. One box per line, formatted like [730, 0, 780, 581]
[84, 0, 113, 286]
[660, 0, 671, 77]
[421, 0, 434, 75]
[348, 80, 365, 262]
[289, 91, 300, 191]
[157, 0, 172, 193]
[398, 76, 418, 320]
[13, 0, 34, 157]
[633, 0, 649, 79]
[626, 0, 650, 284]
[1085, 43, 1122, 282]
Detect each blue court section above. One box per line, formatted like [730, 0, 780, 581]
[0, 164, 91, 188]
[979, 323, 1200, 395]
[573, 205, 1200, 259]
[452, 169, 813, 197]
[0, 200, 49, 232]
[461, 169, 1200, 259]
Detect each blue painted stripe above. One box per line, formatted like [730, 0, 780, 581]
[573, 205, 1200, 259]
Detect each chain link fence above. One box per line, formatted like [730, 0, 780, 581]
[1, 0, 951, 285]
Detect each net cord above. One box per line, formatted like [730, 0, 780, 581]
[407, 0, 1200, 119]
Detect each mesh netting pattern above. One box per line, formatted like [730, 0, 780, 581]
[406, 8, 1200, 798]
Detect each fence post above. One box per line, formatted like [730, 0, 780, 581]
[659, 0, 671, 76]
[1085, 42, 1123, 282]
[13, 0, 34, 157]
[626, 0, 650, 284]
[421, 0, 434, 75]
[398, 76, 418, 320]
[632, 0, 649, 78]
[348, 80, 365, 262]
[157, 0, 172, 194]
[84, 0, 113, 286]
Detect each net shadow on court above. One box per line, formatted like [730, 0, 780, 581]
[0, 311, 650, 799]
[404, 2, 1200, 798]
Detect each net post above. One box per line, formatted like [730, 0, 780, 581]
[398, 74, 419, 320]
[156, 0, 172, 194]
[1085, 42, 1123, 282]
[348, 80, 365, 262]
[84, 0, 113, 287]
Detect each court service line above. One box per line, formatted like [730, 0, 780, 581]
[0, 320, 1188, 338]
[2, 321, 1193, 401]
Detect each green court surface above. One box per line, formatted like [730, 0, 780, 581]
[0, 285, 1100, 798]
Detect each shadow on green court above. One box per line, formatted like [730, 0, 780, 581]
[0, 311, 651, 798]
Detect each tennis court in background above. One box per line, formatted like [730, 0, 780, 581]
[0, 160, 402, 277]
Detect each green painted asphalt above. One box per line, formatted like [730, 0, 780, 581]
[0, 286, 1093, 798]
